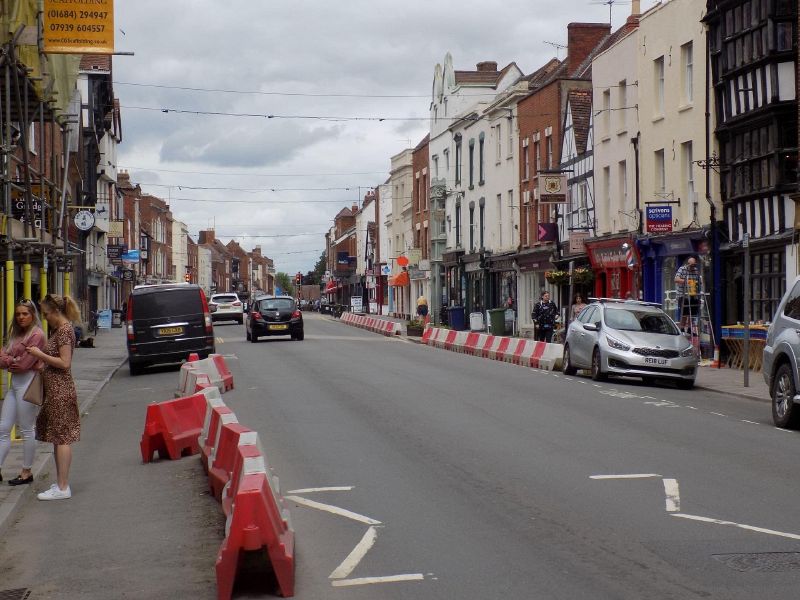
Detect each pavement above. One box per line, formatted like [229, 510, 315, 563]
[0, 326, 128, 537]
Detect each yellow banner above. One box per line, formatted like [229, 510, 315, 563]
[43, 0, 114, 55]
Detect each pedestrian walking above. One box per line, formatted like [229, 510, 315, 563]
[532, 291, 559, 343]
[26, 294, 80, 501]
[417, 295, 429, 324]
[0, 299, 46, 486]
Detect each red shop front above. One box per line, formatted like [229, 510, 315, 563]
[585, 236, 640, 299]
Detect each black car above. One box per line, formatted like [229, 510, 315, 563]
[247, 296, 304, 341]
[126, 284, 215, 375]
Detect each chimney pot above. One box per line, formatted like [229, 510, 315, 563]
[476, 61, 498, 72]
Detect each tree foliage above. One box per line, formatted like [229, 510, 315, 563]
[274, 272, 295, 296]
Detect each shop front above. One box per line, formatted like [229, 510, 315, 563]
[515, 247, 555, 336]
[388, 269, 410, 319]
[462, 253, 486, 316]
[585, 235, 640, 299]
[486, 253, 517, 311]
[637, 230, 709, 312]
[442, 250, 464, 323]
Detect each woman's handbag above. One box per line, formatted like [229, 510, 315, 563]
[22, 371, 44, 406]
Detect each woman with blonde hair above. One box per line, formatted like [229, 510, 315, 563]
[26, 294, 80, 500]
[0, 299, 46, 485]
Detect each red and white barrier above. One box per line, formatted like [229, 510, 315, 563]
[176, 354, 235, 397]
[209, 424, 255, 502]
[339, 312, 402, 336]
[140, 391, 209, 463]
[421, 326, 563, 371]
[216, 442, 295, 598]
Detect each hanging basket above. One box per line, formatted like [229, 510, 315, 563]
[545, 270, 569, 285]
[572, 268, 594, 285]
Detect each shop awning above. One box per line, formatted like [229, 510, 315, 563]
[389, 271, 410, 287]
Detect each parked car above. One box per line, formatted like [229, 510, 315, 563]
[562, 299, 698, 388]
[246, 295, 304, 342]
[125, 284, 215, 376]
[763, 275, 800, 428]
[209, 293, 244, 324]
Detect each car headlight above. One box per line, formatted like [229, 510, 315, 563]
[680, 346, 696, 358]
[606, 335, 631, 351]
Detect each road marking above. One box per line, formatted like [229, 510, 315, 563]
[331, 574, 425, 587]
[284, 495, 381, 525]
[288, 486, 354, 494]
[671, 513, 800, 540]
[329, 526, 378, 579]
[774, 427, 796, 433]
[590, 474, 661, 480]
[215, 337, 224, 344]
[710, 412, 727, 417]
[741, 420, 760, 425]
[663, 478, 680, 512]
[685, 406, 698, 410]
[644, 401, 679, 408]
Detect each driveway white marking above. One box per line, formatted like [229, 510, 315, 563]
[741, 420, 760, 424]
[288, 486, 354, 494]
[710, 412, 727, 417]
[662, 478, 680, 512]
[590, 474, 661, 480]
[329, 526, 378, 579]
[671, 513, 800, 540]
[284, 495, 381, 525]
[331, 574, 425, 587]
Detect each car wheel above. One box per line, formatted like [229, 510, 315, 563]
[562, 344, 577, 375]
[676, 379, 695, 390]
[246, 329, 251, 341]
[129, 361, 144, 376]
[591, 348, 607, 381]
[296, 330, 304, 341]
[237, 317, 243, 325]
[772, 363, 800, 428]
[250, 332, 258, 343]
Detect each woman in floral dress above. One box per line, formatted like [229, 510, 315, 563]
[26, 294, 81, 501]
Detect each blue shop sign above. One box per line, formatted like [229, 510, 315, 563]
[646, 206, 672, 233]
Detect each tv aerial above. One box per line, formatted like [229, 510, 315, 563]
[589, 0, 632, 24]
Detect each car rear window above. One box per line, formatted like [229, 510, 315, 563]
[133, 289, 204, 319]
[212, 295, 238, 303]
[259, 298, 295, 311]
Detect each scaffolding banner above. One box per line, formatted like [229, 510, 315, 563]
[43, 0, 114, 54]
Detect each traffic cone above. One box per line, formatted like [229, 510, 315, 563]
[710, 345, 721, 368]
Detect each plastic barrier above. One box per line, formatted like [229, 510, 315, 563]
[176, 363, 215, 398]
[209, 424, 256, 502]
[216, 446, 295, 599]
[140, 392, 208, 462]
[338, 312, 402, 336]
[200, 403, 235, 475]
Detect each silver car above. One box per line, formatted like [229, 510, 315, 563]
[763, 275, 800, 428]
[209, 293, 244, 324]
[563, 300, 698, 388]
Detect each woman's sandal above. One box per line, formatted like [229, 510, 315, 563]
[8, 474, 33, 486]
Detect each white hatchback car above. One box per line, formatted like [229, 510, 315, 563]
[209, 293, 244, 324]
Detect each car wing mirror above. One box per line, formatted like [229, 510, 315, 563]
[583, 323, 598, 332]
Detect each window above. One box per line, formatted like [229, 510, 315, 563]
[522, 139, 530, 180]
[444, 149, 450, 174]
[443, 98, 448, 116]
[546, 135, 553, 169]
[497, 194, 503, 247]
[602, 89, 611, 136]
[479, 133, 485, 185]
[469, 139, 475, 188]
[455, 202, 461, 246]
[455, 137, 462, 185]
[508, 120, 514, 157]
[603, 166, 611, 217]
[433, 106, 438, 123]
[682, 42, 694, 104]
[469, 203, 475, 251]
[618, 160, 628, 208]
[508, 190, 514, 239]
[617, 81, 627, 132]
[654, 56, 665, 116]
[682, 141, 695, 201]
[496, 123, 502, 162]
[479, 199, 485, 249]
[750, 251, 785, 323]
[535, 141, 541, 173]
[432, 155, 439, 179]
[654, 149, 666, 193]
[782, 281, 800, 320]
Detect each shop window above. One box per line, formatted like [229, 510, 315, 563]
[750, 250, 785, 322]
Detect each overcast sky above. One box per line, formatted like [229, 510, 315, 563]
[114, 1, 640, 275]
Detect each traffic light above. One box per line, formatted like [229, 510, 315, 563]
[295, 272, 302, 284]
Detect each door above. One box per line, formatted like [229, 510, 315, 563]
[571, 305, 597, 367]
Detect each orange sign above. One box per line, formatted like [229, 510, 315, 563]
[43, 0, 114, 54]
[397, 256, 409, 267]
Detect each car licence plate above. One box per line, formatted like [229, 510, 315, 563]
[644, 357, 669, 366]
[219, 304, 231, 309]
[269, 324, 288, 331]
[159, 326, 184, 336]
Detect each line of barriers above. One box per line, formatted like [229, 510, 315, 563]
[422, 326, 564, 371]
[139, 355, 295, 598]
[339, 312, 402, 336]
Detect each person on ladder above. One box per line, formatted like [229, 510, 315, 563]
[674, 256, 700, 335]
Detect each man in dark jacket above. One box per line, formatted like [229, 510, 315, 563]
[532, 291, 559, 342]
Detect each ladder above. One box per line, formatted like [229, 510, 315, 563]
[675, 273, 715, 361]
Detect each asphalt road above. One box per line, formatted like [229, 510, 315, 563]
[1, 313, 799, 599]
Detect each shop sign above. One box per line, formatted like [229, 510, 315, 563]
[409, 268, 428, 280]
[57, 259, 74, 273]
[11, 186, 47, 231]
[43, 0, 115, 55]
[351, 296, 364, 313]
[408, 248, 422, 266]
[122, 269, 135, 282]
[107, 244, 125, 260]
[464, 261, 483, 273]
[107, 220, 124, 238]
[646, 205, 673, 233]
[588, 245, 629, 269]
[538, 174, 568, 204]
[336, 252, 350, 266]
[569, 232, 589, 254]
[537, 223, 558, 242]
[419, 259, 431, 271]
[489, 258, 515, 272]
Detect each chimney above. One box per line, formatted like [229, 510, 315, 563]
[198, 229, 215, 245]
[351, 204, 358, 213]
[476, 61, 498, 72]
[566, 23, 611, 75]
[631, 0, 640, 15]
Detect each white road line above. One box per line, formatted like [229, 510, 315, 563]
[775, 427, 796, 433]
[671, 513, 800, 540]
[287, 486, 354, 494]
[685, 406, 698, 410]
[331, 574, 425, 587]
[215, 337, 224, 344]
[710, 412, 727, 417]
[662, 478, 681, 512]
[284, 495, 381, 525]
[741, 420, 760, 424]
[329, 526, 378, 579]
[590, 474, 661, 480]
